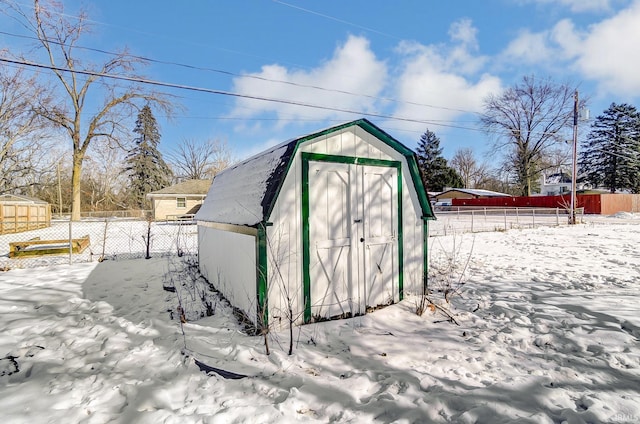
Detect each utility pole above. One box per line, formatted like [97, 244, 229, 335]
[570, 90, 579, 225]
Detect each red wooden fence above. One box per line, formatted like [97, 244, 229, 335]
[452, 193, 640, 215]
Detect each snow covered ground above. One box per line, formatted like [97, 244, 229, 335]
[1, 216, 639, 423]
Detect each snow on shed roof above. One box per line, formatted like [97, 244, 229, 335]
[195, 141, 295, 226]
[196, 119, 433, 227]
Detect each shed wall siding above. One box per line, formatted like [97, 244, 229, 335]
[401, 177, 424, 296]
[198, 226, 257, 322]
[266, 164, 304, 328]
[302, 126, 392, 160]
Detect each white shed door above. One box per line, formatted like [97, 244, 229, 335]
[362, 165, 398, 310]
[308, 161, 398, 320]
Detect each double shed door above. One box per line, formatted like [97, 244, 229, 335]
[306, 158, 400, 321]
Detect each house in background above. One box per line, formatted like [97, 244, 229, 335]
[146, 179, 211, 221]
[196, 119, 434, 329]
[0, 194, 51, 235]
[536, 171, 572, 196]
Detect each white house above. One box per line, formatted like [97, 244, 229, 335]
[538, 171, 572, 196]
[195, 119, 434, 329]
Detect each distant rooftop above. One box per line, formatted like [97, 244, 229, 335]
[439, 188, 511, 198]
[147, 179, 211, 196]
[0, 194, 48, 204]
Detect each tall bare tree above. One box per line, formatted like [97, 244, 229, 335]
[480, 75, 577, 196]
[169, 138, 234, 181]
[5, 0, 171, 220]
[0, 63, 53, 194]
[83, 145, 130, 211]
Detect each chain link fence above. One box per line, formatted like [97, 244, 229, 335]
[0, 218, 198, 270]
[1, 207, 591, 269]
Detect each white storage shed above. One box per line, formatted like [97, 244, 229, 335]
[196, 119, 434, 329]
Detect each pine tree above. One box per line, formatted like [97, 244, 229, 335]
[579, 103, 640, 193]
[125, 105, 173, 208]
[416, 129, 463, 191]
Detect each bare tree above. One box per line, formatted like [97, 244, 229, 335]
[169, 138, 234, 181]
[5, 0, 172, 220]
[82, 144, 130, 211]
[450, 147, 490, 189]
[0, 63, 53, 194]
[480, 75, 577, 196]
[539, 144, 571, 172]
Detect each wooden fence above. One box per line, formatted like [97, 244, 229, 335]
[452, 193, 640, 215]
[0, 202, 51, 235]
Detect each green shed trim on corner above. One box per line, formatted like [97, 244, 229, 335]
[423, 218, 429, 294]
[301, 152, 404, 323]
[256, 222, 270, 330]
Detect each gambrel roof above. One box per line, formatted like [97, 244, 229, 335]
[196, 119, 433, 227]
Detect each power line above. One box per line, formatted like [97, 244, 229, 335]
[0, 29, 481, 117]
[272, 0, 403, 41]
[3, 2, 588, 128]
[2, 55, 586, 142]
[0, 55, 487, 132]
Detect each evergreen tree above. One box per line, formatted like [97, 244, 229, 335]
[416, 129, 463, 191]
[125, 105, 173, 208]
[579, 103, 640, 193]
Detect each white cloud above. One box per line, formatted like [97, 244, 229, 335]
[391, 20, 502, 134]
[575, 1, 640, 94]
[523, 0, 618, 13]
[228, 35, 387, 127]
[500, 1, 640, 96]
[502, 29, 556, 64]
[448, 18, 478, 50]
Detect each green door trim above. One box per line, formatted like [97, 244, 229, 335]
[301, 152, 403, 323]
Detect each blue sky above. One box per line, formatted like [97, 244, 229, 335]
[2, 0, 640, 163]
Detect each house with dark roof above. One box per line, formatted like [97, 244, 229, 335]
[146, 179, 211, 221]
[537, 171, 572, 196]
[195, 119, 434, 329]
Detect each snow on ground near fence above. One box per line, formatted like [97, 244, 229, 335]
[430, 208, 581, 236]
[1, 218, 640, 423]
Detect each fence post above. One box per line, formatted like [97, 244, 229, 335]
[532, 209, 536, 228]
[471, 210, 474, 233]
[68, 219, 72, 265]
[556, 207, 559, 226]
[504, 208, 507, 231]
[516, 208, 519, 225]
